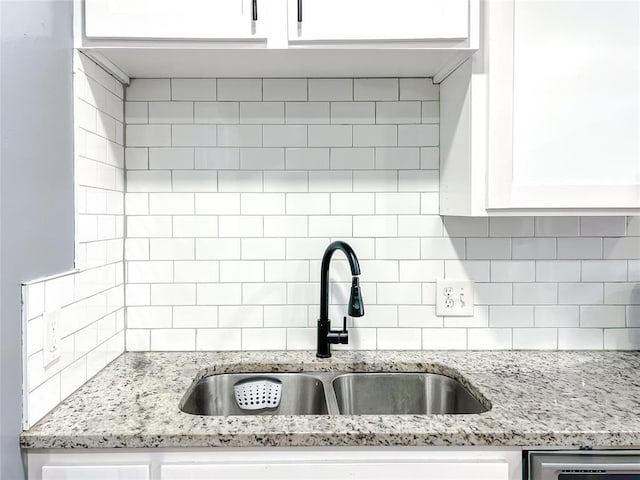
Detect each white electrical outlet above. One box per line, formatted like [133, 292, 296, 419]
[436, 279, 474, 317]
[43, 310, 61, 367]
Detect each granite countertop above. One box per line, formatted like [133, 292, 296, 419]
[20, 350, 640, 449]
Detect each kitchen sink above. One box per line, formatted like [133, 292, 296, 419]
[179, 371, 489, 416]
[331, 373, 488, 415]
[180, 373, 328, 416]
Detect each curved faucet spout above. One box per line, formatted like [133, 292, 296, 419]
[317, 241, 364, 358]
[319, 240, 361, 322]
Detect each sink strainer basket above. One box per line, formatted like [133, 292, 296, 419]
[233, 377, 282, 410]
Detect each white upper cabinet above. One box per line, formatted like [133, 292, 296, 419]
[287, 0, 469, 43]
[440, 0, 640, 216]
[84, 0, 267, 41]
[78, 0, 478, 79]
[488, 0, 640, 213]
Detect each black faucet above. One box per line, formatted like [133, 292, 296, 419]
[317, 241, 365, 358]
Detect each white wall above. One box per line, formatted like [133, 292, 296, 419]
[21, 53, 125, 429]
[123, 78, 640, 352]
[1, 1, 74, 477]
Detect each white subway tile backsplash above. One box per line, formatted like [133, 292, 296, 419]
[149, 193, 194, 215]
[513, 328, 557, 350]
[513, 238, 556, 260]
[197, 328, 241, 350]
[376, 101, 421, 124]
[103, 74, 640, 360]
[558, 237, 602, 259]
[217, 79, 262, 101]
[558, 328, 603, 349]
[490, 218, 534, 237]
[173, 306, 217, 328]
[489, 306, 534, 327]
[194, 102, 239, 124]
[127, 79, 170, 101]
[331, 148, 374, 170]
[376, 147, 420, 170]
[263, 79, 307, 101]
[535, 261, 581, 282]
[331, 102, 375, 124]
[513, 283, 557, 305]
[398, 215, 442, 237]
[581, 216, 626, 236]
[125, 102, 147, 124]
[535, 217, 580, 237]
[421, 101, 439, 124]
[559, 283, 604, 305]
[217, 125, 261, 147]
[353, 125, 397, 147]
[308, 79, 353, 101]
[604, 237, 640, 259]
[375, 193, 420, 215]
[149, 147, 194, 170]
[308, 125, 352, 147]
[240, 102, 284, 124]
[468, 328, 512, 350]
[286, 102, 329, 124]
[354, 79, 398, 101]
[580, 305, 625, 327]
[171, 79, 216, 101]
[197, 283, 242, 305]
[218, 306, 263, 327]
[604, 328, 640, 350]
[398, 125, 438, 147]
[353, 171, 397, 192]
[399, 78, 439, 101]
[148, 102, 193, 124]
[535, 305, 580, 327]
[582, 260, 627, 282]
[467, 238, 511, 260]
[242, 328, 287, 350]
[263, 125, 307, 147]
[127, 125, 171, 147]
[150, 328, 195, 350]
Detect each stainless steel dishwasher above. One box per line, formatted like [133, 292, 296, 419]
[529, 451, 640, 479]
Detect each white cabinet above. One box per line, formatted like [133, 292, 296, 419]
[28, 448, 522, 480]
[287, 0, 469, 43]
[162, 460, 507, 480]
[41, 465, 148, 480]
[77, 0, 478, 80]
[440, 0, 640, 216]
[85, 0, 267, 41]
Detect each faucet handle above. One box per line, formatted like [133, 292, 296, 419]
[342, 316, 347, 332]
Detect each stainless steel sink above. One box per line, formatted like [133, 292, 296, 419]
[180, 373, 328, 416]
[180, 371, 488, 416]
[331, 373, 488, 415]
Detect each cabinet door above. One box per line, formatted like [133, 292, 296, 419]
[162, 460, 508, 480]
[42, 465, 148, 480]
[287, 0, 469, 43]
[488, 0, 640, 211]
[85, 0, 267, 41]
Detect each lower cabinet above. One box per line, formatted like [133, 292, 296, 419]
[28, 448, 522, 480]
[41, 465, 148, 480]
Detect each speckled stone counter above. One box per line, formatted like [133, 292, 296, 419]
[19, 351, 640, 449]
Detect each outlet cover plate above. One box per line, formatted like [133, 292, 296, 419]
[43, 309, 61, 367]
[436, 279, 474, 317]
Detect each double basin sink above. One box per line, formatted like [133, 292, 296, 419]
[180, 372, 489, 416]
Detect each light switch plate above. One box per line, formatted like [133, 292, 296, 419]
[436, 279, 474, 317]
[43, 310, 61, 367]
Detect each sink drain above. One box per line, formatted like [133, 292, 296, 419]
[233, 377, 282, 410]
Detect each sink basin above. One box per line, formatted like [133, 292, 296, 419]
[180, 373, 328, 415]
[180, 371, 488, 416]
[332, 373, 488, 415]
